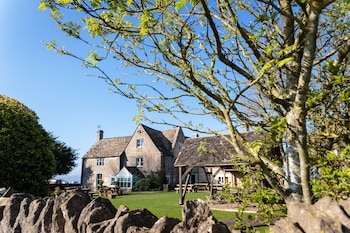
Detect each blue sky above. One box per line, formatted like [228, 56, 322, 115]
[0, 1, 226, 182]
[0, 1, 146, 182]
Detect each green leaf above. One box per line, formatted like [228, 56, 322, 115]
[38, 2, 48, 11]
[132, 108, 144, 124]
[258, 60, 274, 76]
[46, 40, 57, 50]
[57, 0, 72, 4]
[277, 57, 294, 68]
[175, 0, 187, 11]
[85, 50, 101, 67]
[84, 17, 101, 38]
[90, 0, 101, 7]
[139, 10, 154, 37]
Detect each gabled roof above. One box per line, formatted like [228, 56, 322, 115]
[162, 126, 182, 146]
[83, 136, 131, 159]
[174, 131, 263, 167]
[141, 124, 179, 155]
[125, 166, 145, 178]
[116, 166, 144, 178]
[82, 124, 183, 159]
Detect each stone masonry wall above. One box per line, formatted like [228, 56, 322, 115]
[0, 191, 230, 233]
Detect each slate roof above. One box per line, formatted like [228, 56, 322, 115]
[126, 166, 145, 178]
[83, 136, 131, 159]
[141, 125, 180, 156]
[174, 131, 264, 167]
[83, 124, 181, 159]
[162, 126, 182, 146]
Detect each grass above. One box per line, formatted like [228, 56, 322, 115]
[105, 191, 270, 232]
[108, 191, 211, 219]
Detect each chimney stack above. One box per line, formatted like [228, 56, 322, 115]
[192, 133, 199, 138]
[97, 130, 104, 141]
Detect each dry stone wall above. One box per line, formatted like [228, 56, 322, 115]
[271, 196, 350, 233]
[0, 191, 230, 233]
[2, 190, 350, 232]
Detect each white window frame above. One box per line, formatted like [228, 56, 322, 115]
[118, 177, 132, 188]
[97, 158, 104, 166]
[110, 177, 116, 187]
[218, 176, 224, 184]
[96, 173, 103, 187]
[136, 157, 143, 167]
[136, 139, 144, 148]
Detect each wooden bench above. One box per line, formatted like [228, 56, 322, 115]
[211, 185, 224, 194]
[107, 190, 118, 199]
[193, 183, 209, 191]
[102, 188, 121, 198]
[175, 184, 197, 193]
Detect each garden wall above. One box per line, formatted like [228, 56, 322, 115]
[0, 191, 229, 233]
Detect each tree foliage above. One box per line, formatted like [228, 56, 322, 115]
[39, 0, 350, 204]
[0, 95, 56, 196]
[133, 178, 151, 192]
[219, 166, 285, 228]
[312, 145, 350, 200]
[50, 134, 78, 175]
[133, 170, 166, 191]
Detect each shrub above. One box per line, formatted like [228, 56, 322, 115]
[147, 170, 167, 190]
[133, 178, 151, 191]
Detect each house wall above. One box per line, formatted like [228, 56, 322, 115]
[81, 156, 120, 191]
[211, 169, 244, 187]
[164, 130, 186, 187]
[124, 128, 162, 175]
[164, 155, 178, 187]
[187, 166, 243, 188]
[82, 125, 186, 191]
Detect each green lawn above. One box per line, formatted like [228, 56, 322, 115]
[106, 191, 270, 232]
[108, 191, 214, 219]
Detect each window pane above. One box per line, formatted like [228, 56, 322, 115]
[136, 157, 143, 167]
[96, 173, 103, 186]
[136, 139, 144, 148]
[97, 158, 104, 166]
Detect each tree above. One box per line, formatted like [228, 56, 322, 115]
[39, 0, 350, 204]
[50, 134, 78, 175]
[0, 95, 56, 196]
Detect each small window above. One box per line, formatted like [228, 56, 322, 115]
[218, 176, 224, 184]
[96, 174, 103, 187]
[111, 177, 116, 187]
[97, 158, 104, 166]
[136, 139, 144, 148]
[136, 157, 143, 167]
[118, 177, 132, 188]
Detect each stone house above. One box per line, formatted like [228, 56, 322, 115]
[81, 124, 186, 191]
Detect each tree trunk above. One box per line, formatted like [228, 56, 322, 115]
[285, 107, 312, 204]
[285, 111, 302, 197]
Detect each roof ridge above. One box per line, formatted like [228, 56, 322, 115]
[83, 136, 132, 159]
[101, 135, 131, 140]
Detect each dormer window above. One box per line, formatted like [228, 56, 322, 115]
[136, 139, 144, 148]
